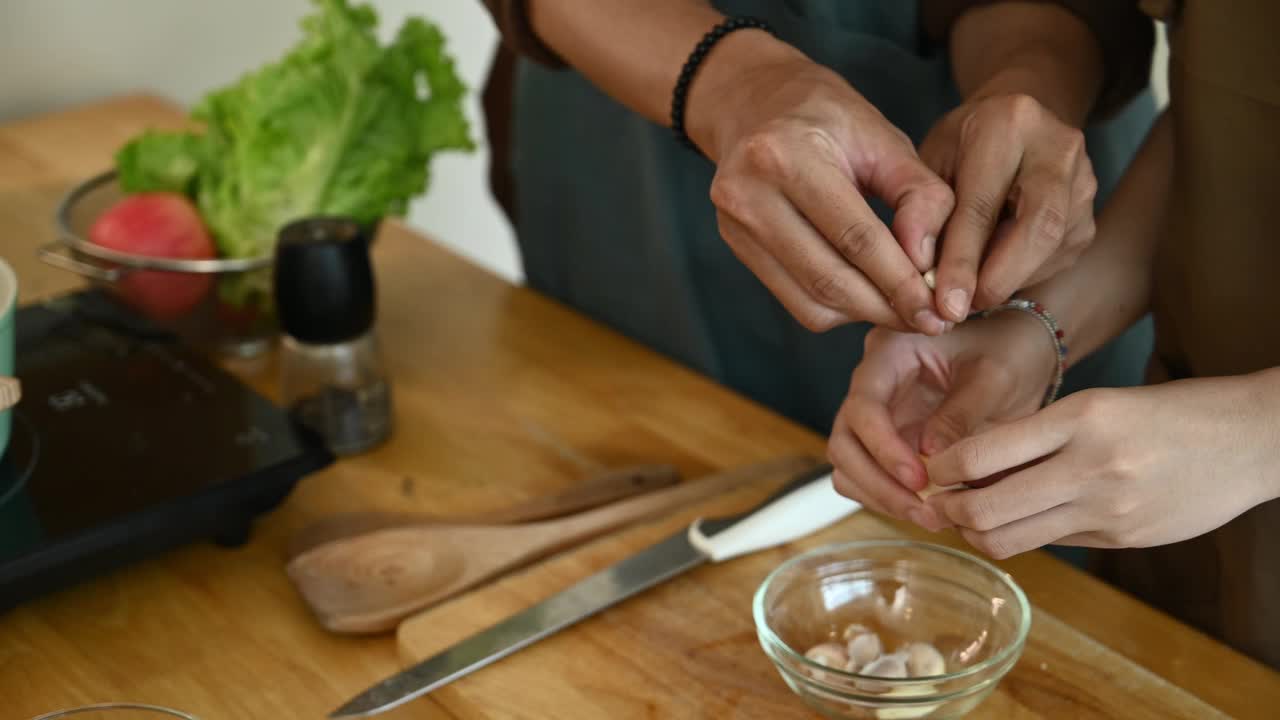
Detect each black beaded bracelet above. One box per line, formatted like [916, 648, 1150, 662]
[670, 16, 774, 153]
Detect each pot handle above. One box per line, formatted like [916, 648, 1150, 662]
[37, 242, 125, 283]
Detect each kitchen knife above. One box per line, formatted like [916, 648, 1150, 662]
[330, 462, 858, 718]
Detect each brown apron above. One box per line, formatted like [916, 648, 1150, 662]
[1092, 0, 1280, 669]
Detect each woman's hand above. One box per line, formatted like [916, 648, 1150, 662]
[687, 51, 955, 335]
[925, 371, 1280, 559]
[825, 310, 1058, 529]
[919, 92, 1097, 321]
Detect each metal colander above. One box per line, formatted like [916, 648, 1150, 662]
[40, 171, 277, 357]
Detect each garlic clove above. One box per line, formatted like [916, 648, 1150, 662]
[903, 641, 947, 678]
[860, 653, 908, 679]
[846, 632, 884, 670]
[804, 642, 850, 682]
[804, 642, 849, 669]
[875, 684, 940, 719]
[855, 653, 909, 694]
[841, 622, 872, 641]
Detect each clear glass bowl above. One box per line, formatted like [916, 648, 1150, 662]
[753, 540, 1031, 719]
[28, 703, 198, 720]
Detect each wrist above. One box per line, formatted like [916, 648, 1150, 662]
[682, 30, 808, 158]
[978, 299, 1065, 406]
[960, 306, 1060, 407]
[1017, 286, 1075, 365]
[966, 59, 1098, 127]
[1020, 251, 1154, 369]
[949, 3, 1104, 128]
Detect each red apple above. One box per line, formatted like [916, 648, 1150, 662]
[88, 192, 217, 321]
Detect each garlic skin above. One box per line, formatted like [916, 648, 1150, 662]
[903, 642, 947, 677]
[923, 268, 937, 290]
[915, 481, 953, 500]
[846, 632, 884, 671]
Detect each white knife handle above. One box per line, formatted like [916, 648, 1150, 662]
[687, 472, 860, 563]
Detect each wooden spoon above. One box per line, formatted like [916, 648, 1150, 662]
[287, 464, 681, 560]
[287, 454, 818, 634]
[0, 378, 19, 411]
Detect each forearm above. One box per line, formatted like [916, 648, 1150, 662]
[947, 2, 1104, 125]
[1022, 112, 1173, 365]
[524, 0, 802, 149]
[1251, 366, 1280, 503]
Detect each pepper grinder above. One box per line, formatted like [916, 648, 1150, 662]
[274, 217, 392, 455]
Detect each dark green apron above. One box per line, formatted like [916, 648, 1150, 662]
[508, 0, 1156, 433]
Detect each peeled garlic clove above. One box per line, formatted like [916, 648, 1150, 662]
[860, 653, 908, 679]
[855, 653, 909, 694]
[804, 642, 849, 682]
[841, 623, 871, 641]
[804, 642, 849, 669]
[923, 268, 937, 290]
[846, 632, 884, 670]
[875, 685, 940, 720]
[903, 642, 946, 677]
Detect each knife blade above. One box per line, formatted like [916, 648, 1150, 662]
[331, 462, 854, 718]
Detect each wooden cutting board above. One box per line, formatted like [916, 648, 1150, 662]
[399, 478, 1229, 719]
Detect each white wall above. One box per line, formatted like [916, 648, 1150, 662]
[1152, 22, 1170, 107]
[0, 0, 522, 282]
[0, 2, 1168, 285]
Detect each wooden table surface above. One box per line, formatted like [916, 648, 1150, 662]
[1, 96, 1277, 719]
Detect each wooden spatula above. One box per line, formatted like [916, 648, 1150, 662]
[287, 464, 681, 560]
[287, 454, 818, 634]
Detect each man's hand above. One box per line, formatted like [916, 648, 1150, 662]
[688, 47, 955, 334]
[915, 1, 1112, 321]
[921, 92, 1097, 319]
[521, 1, 951, 333]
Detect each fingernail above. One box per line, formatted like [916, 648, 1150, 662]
[895, 463, 917, 488]
[913, 309, 946, 335]
[944, 288, 970, 320]
[920, 234, 936, 266]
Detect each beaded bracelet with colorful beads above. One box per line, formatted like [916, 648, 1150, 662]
[978, 298, 1067, 407]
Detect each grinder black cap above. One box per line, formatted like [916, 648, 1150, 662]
[273, 217, 375, 344]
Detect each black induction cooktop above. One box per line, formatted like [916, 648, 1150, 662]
[0, 290, 333, 610]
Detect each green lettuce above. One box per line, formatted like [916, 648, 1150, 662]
[115, 0, 474, 261]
